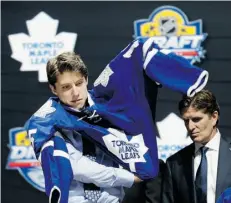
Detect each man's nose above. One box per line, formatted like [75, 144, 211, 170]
[188, 120, 195, 131]
[72, 86, 79, 96]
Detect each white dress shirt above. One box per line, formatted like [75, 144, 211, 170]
[194, 129, 221, 203]
[64, 131, 134, 203]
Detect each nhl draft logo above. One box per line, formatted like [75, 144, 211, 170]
[6, 127, 45, 191]
[8, 11, 77, 82]
[134, 6, 207, 64]
[156, 113, 192, 161]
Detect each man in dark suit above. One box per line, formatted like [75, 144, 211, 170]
[122, 159, 166, 203]
[162, 89, 231, 203]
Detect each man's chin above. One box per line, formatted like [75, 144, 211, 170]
[67, 102, 84, 110]
[191, 136, 201, 143]
[192, 137, 207, 145]
[74, 104, 84, 110]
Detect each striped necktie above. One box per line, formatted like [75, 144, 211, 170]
[82, 136, 101, 202]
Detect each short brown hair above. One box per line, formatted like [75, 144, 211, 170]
[46, 52, 88, 86]
[178, 89, 220, 124]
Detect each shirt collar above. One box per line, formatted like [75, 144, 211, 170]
[87, 92, 95, 107]
[194, 129, 221, 154]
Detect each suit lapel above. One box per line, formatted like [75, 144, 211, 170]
[183, 144, 197, 203]
[216, 136, 231, 199]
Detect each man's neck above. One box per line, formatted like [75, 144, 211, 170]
[208, 127, 218, 143]
[201, 127, 218, 145]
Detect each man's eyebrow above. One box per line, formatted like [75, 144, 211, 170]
[76, 78, 84, 82]
[183, 115, 202, 120]
[60, 78, 84, 86]
[60, 83, 70, 86]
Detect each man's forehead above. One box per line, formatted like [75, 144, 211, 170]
[56, 71, 85, 84]
[182, 107, 205, 117]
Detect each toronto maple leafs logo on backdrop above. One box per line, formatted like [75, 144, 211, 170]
[156, 113, 192, 161]
[8, 12, 77, 82]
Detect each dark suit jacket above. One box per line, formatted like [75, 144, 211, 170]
[123, 159, 166, 203]
[162, 135, 231, 203]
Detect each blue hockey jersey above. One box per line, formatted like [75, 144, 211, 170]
[25, 37, 209, 203]
[216, 187, 231, 203]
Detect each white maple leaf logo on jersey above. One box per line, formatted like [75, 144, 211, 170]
[103, 128, 148, 172]
[94, 65, 114, 87]
[8, 11, 77, 82]
[156, 113, 192, 161]
[34, 100, 56, 118]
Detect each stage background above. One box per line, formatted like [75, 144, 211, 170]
[2, 1, 231, 203]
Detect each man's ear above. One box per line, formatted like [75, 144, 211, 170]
[49, 84, 57, 95]
[212, 111, 219, 126]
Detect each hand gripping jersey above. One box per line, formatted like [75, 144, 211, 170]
[25, 37, 209, 203]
